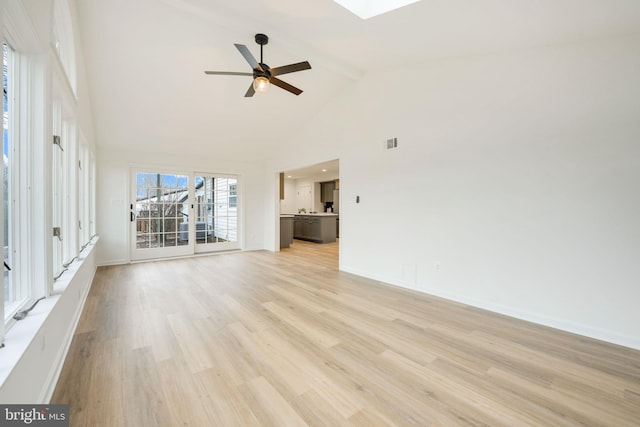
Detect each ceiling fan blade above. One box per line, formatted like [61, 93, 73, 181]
[269, 61, 311, 77]
[271, 77, 303, 95]
[244, 83, 255, 97]
[234, 44, 262, 71]
[204, 71, 253, 76]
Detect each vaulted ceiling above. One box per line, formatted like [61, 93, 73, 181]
[76, 0, 640, 163]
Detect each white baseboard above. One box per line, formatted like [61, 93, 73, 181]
[97, 258, 129, 267]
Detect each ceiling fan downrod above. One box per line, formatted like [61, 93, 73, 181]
[255, 33, 268, 66]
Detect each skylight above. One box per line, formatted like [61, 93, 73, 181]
[332, 0, 422, 19]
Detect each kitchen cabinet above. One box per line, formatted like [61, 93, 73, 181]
[279, 172, 285, 200]
[320, 181, 335, 202]
[294, 218, 309, 239]
[293, 214, 337, 243]
[280, 215, 293, 248]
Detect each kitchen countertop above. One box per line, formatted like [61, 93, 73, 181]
[293, 213, 338, 216]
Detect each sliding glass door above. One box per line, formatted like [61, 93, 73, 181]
[131, 169, 240, 261]
[131, 171, 192, 261]
[194, 174, 240, 253]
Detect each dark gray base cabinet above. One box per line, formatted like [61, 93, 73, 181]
[293, 215, 336, 243]
[280, 216, 294, 248]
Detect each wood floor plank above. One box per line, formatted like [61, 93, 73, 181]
[294, 389, 352, 427]
[328, 342, 448, 426]
[245, 376, 309, 427]
[262, 300, 342, 348]
[193, 367, 262, 427]
[157, 356, 212, 426]
[348, 408, 400, 427]
[228, 321, 312, 397]
[84, 338, 125, 426]
[487, 366, 639, 426]
[52, 240, 640, 426]
[469, 329, 640, 397]
[121, 346, 170, 426]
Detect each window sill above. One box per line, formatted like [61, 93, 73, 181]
[0, 294, 61, 386]
[0, 236, 99, 392]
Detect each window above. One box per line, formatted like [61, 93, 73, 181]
[332, 0, 422, 19]
[52, 96, 80, 280]
[51, 0, 83, 281]
[0, 0, 96, 350]
[1, 2, 50, 340]
[89, 153, 96, 237]
[3, 42, 15, 323]
[1, 31, 46, 325]
[52, 102, 63, 280]
[2, 39, 31, 323]
[79, 136, 91, 246]
[62, 120, 78, 265]
[211, 177, 238, 242]
[52, 0, 77, 94]
[135, 172, 190, 249]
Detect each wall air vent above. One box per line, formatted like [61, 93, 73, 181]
[385, 137, 398, 150]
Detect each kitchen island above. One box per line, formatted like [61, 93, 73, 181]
[293, 213, 337, 243]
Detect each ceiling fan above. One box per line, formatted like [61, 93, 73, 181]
[205, 33, 312, 97]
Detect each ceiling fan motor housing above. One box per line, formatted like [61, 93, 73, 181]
[254, 64, 271, 80]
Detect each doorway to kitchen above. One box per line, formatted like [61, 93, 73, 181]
[278, 159, 339, 257]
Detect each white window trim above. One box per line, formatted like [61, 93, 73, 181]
[3, 40, 28, 324]
[2, 0, 50, 338]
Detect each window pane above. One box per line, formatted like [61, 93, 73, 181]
[135, 172, 189, 248]
[194, 176, 238, 245]
[3, 42, 13, 312]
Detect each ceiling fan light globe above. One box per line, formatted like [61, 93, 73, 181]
[253, 76, 270, 93]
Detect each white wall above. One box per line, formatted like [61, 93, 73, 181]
[269, 34, 640, 349]
[96, 148, 269, 264]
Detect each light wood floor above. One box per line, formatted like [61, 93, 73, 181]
[52, 240, 640, 426]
